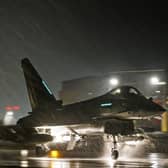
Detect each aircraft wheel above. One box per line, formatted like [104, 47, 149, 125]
[35, 146, 45, 157]
[111, 149, 119, 160]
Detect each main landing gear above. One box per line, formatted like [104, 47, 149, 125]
[111, 135, 119, 160]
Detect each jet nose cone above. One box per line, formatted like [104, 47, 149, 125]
[150, 103, 166, 117]
[154, 103, 166, 112]
[142, 101, 166, 118]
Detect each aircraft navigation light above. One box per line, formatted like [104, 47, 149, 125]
[101, 103, 112, 107]
[109, 78, 119, 86]
[49, 150, 60, 158]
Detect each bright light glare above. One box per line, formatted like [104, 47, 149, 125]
[7, 111, 14, 116]
[150, 77, 159, 85]
[3, 111, 16, 125]
[158, 81, 167, 85]
[50, 160, 70, 168]
[62, 135, 71, 141]
[150, 77, 167, 85]
[20, 150, 28, 157]
[125, 140, 141, 146]
[50, 127, 71, 143]
[36, 126, 81, 143]
[20, 160, 28, 167]
[52, 134, 80, 143]
[49, 150, 60, 158]
[53, 135, 63, 143]
[109, 78, 119, 86]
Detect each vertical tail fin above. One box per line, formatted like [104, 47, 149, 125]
[21, 58, 57, 111]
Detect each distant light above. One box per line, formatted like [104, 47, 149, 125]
[5, 106, 12, 111]
[109, 78, 119, 86]
[155, 90, 160, 93]
[150, 77, 159, 85]
[13, 106, 20, 111]
[101, 102, 112, 107]
[5, 105, 20, 111]
[7, 111, 14, 116]
[150, 77, 167, 85]
[3, 111, 15, 125]
[157, 81, 167, 85]
[116, 89, 121, 93]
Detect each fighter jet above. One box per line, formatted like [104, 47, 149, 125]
[17, 58, 165, 159]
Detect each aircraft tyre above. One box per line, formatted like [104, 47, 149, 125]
[35, 146, 45, 157]
[111, 149, 119, 160]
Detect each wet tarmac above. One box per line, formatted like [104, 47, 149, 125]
[0, 150, 168, 168]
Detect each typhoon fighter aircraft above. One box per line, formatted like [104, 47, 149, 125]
[17, 58, 165, 159]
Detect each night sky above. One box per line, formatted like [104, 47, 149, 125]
[0, 1, 167, 119]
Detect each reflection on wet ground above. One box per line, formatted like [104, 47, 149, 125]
[0, 151, 168, 168]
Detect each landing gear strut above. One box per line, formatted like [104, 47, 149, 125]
[111, 135, 119, 160]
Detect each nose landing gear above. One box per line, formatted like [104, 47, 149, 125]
[111, 135, 119, 160]
[111, 149, 119, 160]
[35, 144, 49, 157]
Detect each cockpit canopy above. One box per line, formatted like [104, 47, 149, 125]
[110, 86, 142, 98]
